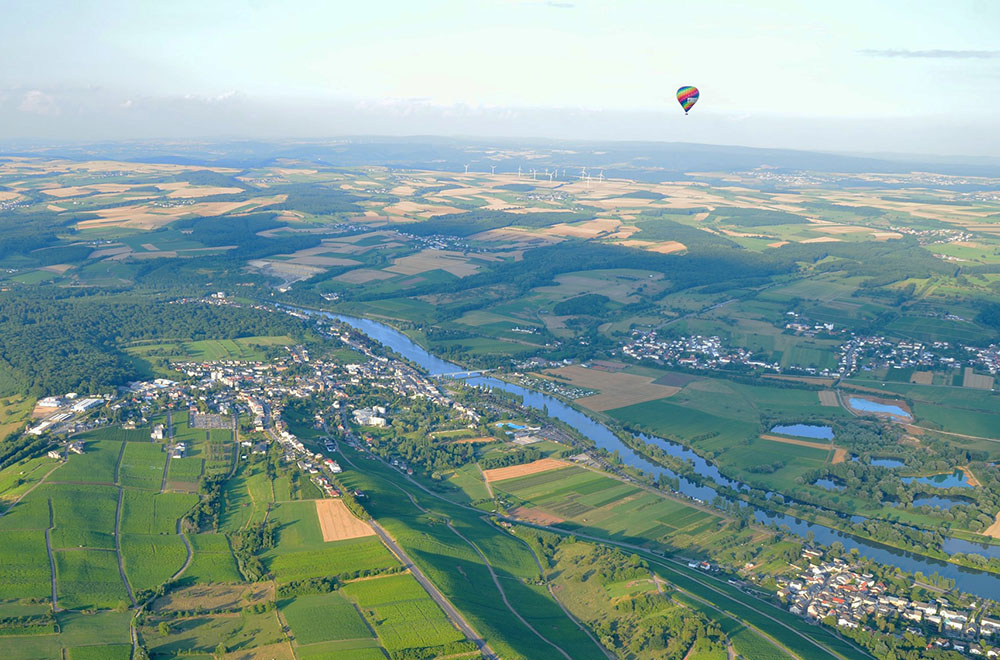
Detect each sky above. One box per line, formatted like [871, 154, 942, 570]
[1, 0, 998, 156]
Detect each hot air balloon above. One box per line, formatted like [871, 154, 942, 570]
[677, 86, 699, 114]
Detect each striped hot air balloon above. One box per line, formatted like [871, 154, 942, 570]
[677, 86, 699, 114]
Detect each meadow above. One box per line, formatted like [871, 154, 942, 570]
[121, 534, 189, 592]
[279, 591, 374, 646]
[340, 574, 466, 654]
[54, 549, 129, 610]
[180, 534, 241, 584]
[117, 441, 167, 490]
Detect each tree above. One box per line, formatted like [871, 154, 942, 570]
[158, 621, 171, 637]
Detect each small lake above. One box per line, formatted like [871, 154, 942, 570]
[848, 397, 912, 420]
[912, 494, 972, 510]
[770, 424, 834, 441]
[902, 470, 973, 490]
[814, 478, 846, 491]
[871, 458, 905, 469]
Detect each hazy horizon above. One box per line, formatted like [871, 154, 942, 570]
[2, 0, 997, 157]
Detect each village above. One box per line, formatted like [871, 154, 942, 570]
[780, 550, 1000, 657]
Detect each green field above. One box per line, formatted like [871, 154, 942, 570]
[121, 534, 188, 592]
[54, 549, 129, 610]
[0, 529, 52, 600]
[341, 574, 465, 653]
[181, 534, 241, 584]
[494, 465, 726, 551]
[124, 335, 296, 363]
[120, 491, 197, 535]
[48, 483, 120, 550]
[117, 442, 167, 490]
[52, 438, 123, 484]
[280, 591, 374, 646]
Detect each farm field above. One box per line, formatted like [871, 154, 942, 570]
[493, 466, 730, 552]
[117, 441, 167, 490]
[263, 501, 399, 582]
[340, 573, 467, 654]
[279, 591, 375, 646]
[124, 335, 295, 363]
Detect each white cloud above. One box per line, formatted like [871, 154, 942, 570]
[18, 90, 60, 116]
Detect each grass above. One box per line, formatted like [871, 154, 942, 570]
[67, 645, 132, 660]
[120, 491, 197, 535]
[121, 534, 189, 592]
[181, 534, 241, 584]
[341, 574, 465, 653]
[124, 335, 296, 363]
[48, 483, 120, 550]
[52, 438, 122, 484]
[140, 609, 286, 658]
[266, 535, 399, 583]
[296, 645, 386, 660]
[117, 442, 167, 490]
[279, 591, 373, 645]
[54, 549, 129, 610]
[168, 456, 204, 482]
[0, 529, 52, 600]
[0, 394, 33, 441]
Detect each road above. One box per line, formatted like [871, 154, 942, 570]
[368, 520, 499, 660]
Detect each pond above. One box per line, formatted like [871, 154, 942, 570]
[814, 478, 846, 491]
[902, 469, 973, 490]
[848, 397, 912, 420]
[871, 458, 905, 469]
[912, 494, 972, 510]
[770, 424, 834, 441]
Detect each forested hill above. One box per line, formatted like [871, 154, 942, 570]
[0, 294, 305, 396]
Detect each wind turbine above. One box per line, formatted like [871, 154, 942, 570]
[598, 170, 605, 182]
[464, 164, 470, 174]
[490, 165, 496, 175]
[531, 168, 537, 180]
[517, 166, 522, 178]
[578, 168, 587, 182]
[548, 170, 555, 182]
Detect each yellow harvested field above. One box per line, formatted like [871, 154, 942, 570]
[40, 264, 73, 273]
[0, 191, 21, 201]
[984, 512, 1000, 540]
[315, 499, 375, 542]
[768, 241, 789, 247]
[872, 231, 903, 241]
[800, 236, 842, 244]
[76, 194, 285, 230]
[541, 218, 622, 238]
[335, 269, 398, 284]
[509, 506, 565, 525]
[910, 371, 934, 385]
[818, 390, 839, 407]
[483, 458, 571, 483]
[154, 182, 245, 198]
[141, 243, 158, 251]
[383, 200, 466, 217]
[386, 249, 481, 277]
[832, 448, 848, 464]
[963, 367, 995, 390]
[615, 239, 686, 254]
[811, 224, 870, 234]
[542, 365, 680, 411]
[760, 434, 834, 453]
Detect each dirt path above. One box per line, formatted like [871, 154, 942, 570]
[478, 463, 494, 499]
[115, 488, 136, 607]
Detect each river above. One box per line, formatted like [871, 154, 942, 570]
[313, 310, 1000, 600]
